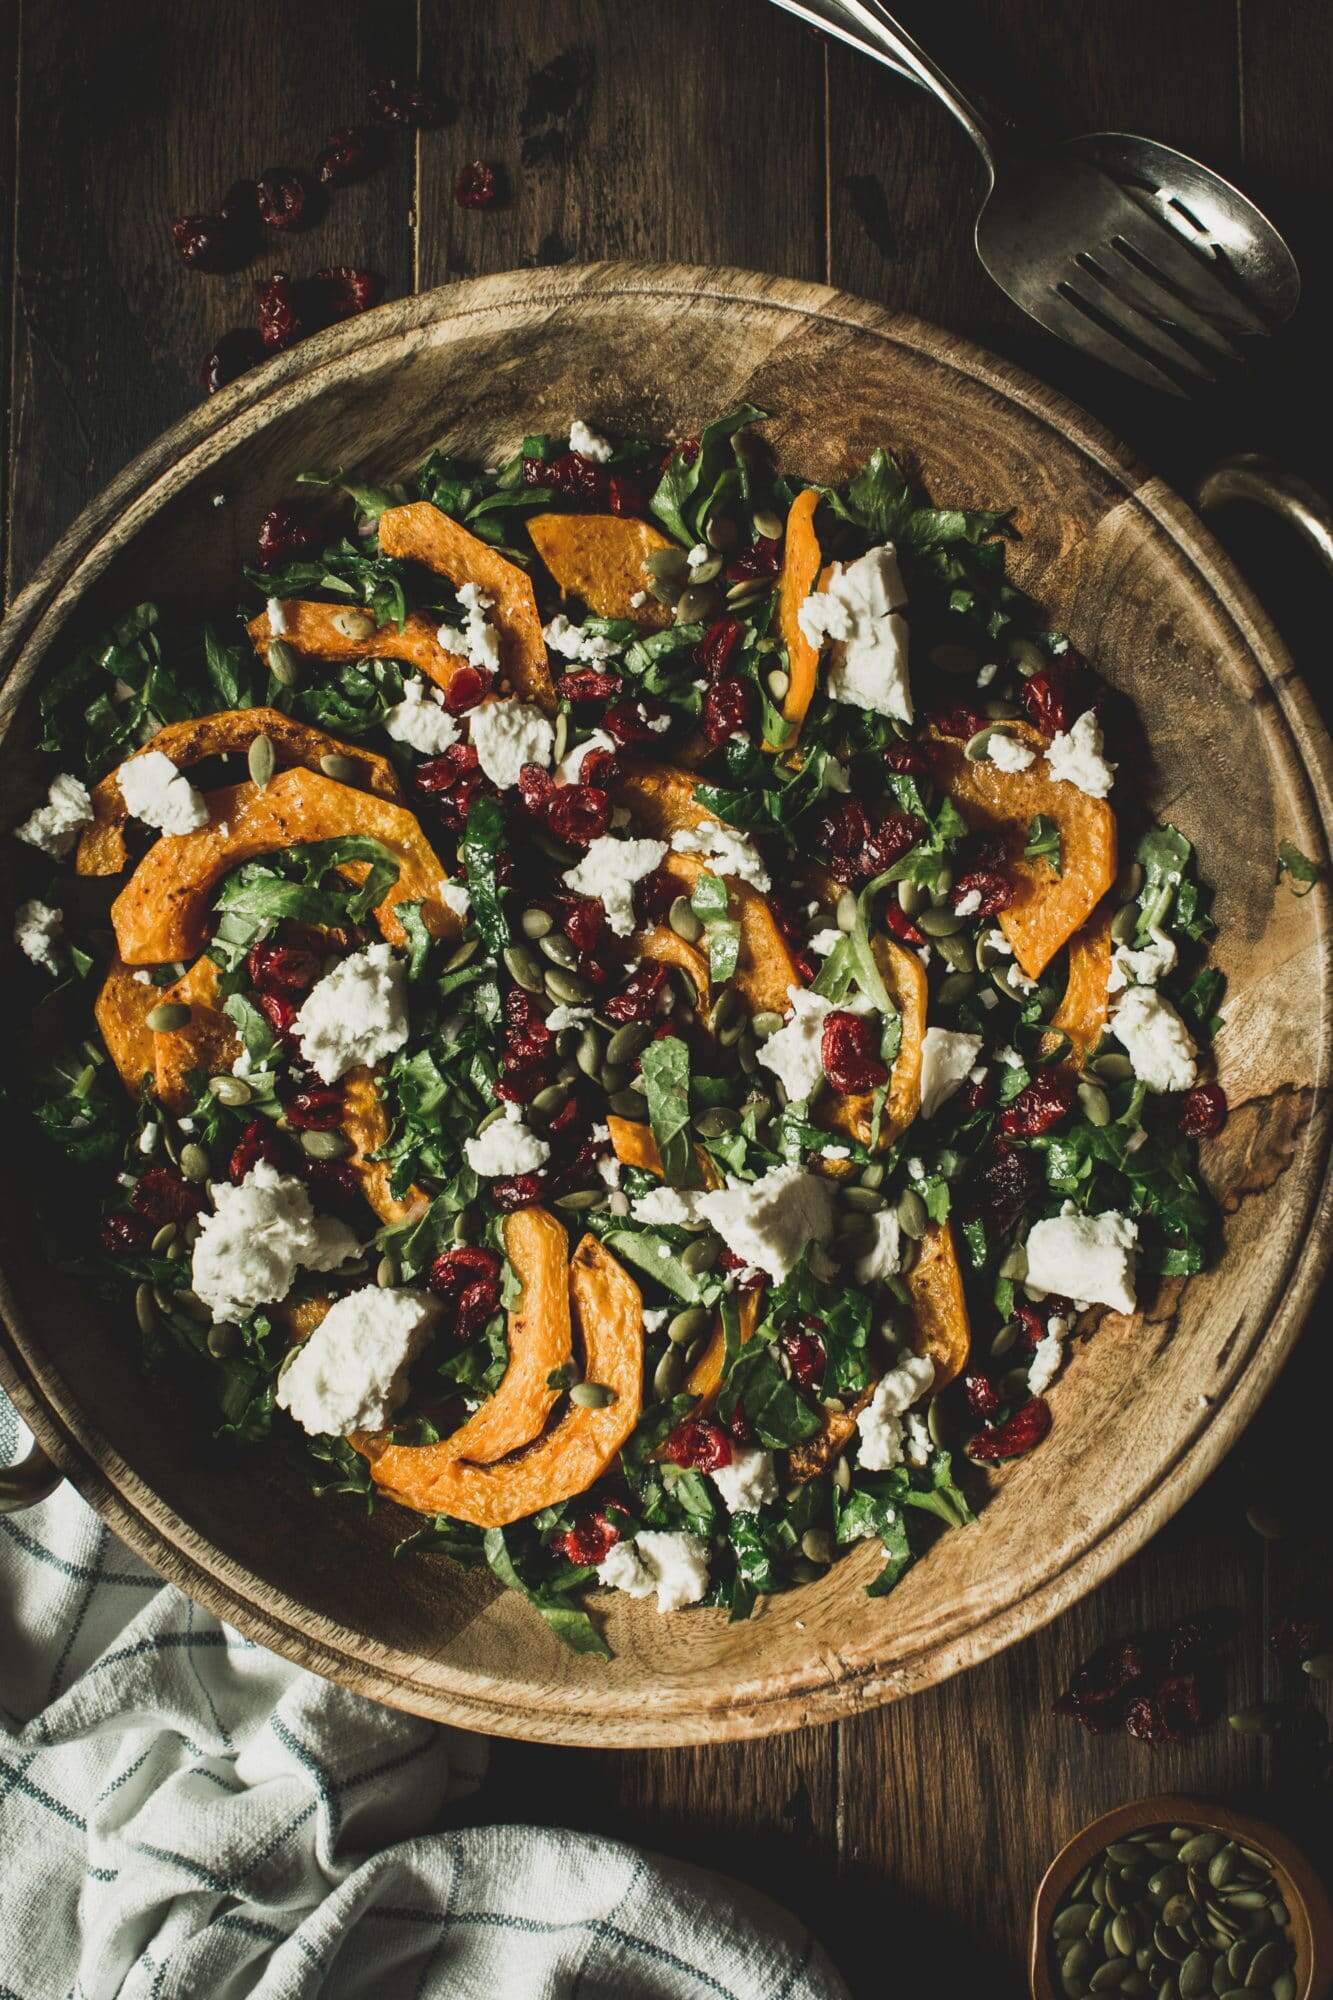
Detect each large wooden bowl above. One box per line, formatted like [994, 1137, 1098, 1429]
[1, 266, 1329, 1746]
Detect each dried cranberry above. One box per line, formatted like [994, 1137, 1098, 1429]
[781, 1324, 826, 1389]
[882, 900, 925, 946]
[701, 676, 755, 746]
[255, 168, 309, 232]
[257, 991, 300, 1043]
[821, 1011, 888, 1094]
[723, 1402, 756, 1443]
[132, 1167, 206, 1225]
[632, 867, 678, 927]
[932, 702, 987, 741]
[282, 1084, 343, 1131]
[311, 267, 383, 321]
[255, 274, 305, 349]
[1155, 1672, 1204, 1732]
[604, 963, 670, 1024]
[576, 747, 618, 789]
[302, 1158, 365, 1220]
[229, 1119, 285, 1185]
[862, 810, 925, 875]
[1179, 1083, 1227, 1139]
[517, 763, 556, 816]
[559, 896, 607, 958]
[997, 1069, 1077, 1137]
[413, 744, 492, 833]
[247, 935, 322, 998]
[957, 1074, 991, 1114]
[1122, 1694, 1170, 1745]
[1012, 1303, 1046, 1352]
[456, 1274, 502, 1336]
[607, 473, 649, 518]
[441, 666, 487, 714]
[954, 868, 1012, 919]
[555, 1506, 626, 1568]
[696, 617, 744, 677]
[455, 159, 500, 208]
[1269, 1611, 1329, 1663]
[495, 1054, 550, 1105]
[974, 1141, 1039, 1229]
[717, 1248, 764, 1288]
[490, 1172, 546, 1211]
[660, 1415, 733, 1471]
[200, 328, 265, 395]
[368, 74, 446, 127]
[725, 536, 781, 582]
[535, 451, 610, 505]
[604, 699, 666, 746]
[1021, 655, 1092, 738]
[314, 125, 381, 187]
[502, 987, 552, 1060]
[170, 212, 241, 273]
[558, 666, 622, 704]
[962, 1372, 1001, 1422]
[546, 785, 611, 847]
[100, 1211, 153, 1255]
[967, 1395, 1052, 1462]
[815, 799, 872, 884]
[429, 1245, 502, 1297]
[885, 742, 928, 776]
[256, 503, 319, 570]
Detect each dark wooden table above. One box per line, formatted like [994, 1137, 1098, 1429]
[3, 5, 1331, 1991]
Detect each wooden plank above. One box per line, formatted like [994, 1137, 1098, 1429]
[0, 0, 17, 603]
[416, 0, 826, 286]
[5, 0, 417, 595]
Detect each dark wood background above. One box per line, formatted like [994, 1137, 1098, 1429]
[2, 4, 1330, 1991]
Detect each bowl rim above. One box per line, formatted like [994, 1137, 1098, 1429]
[1, 262, 1331, 1745]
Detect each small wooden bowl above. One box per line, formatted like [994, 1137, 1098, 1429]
[1030, 1794, 1333, 2000]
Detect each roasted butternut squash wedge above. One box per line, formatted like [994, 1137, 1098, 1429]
[682, 1286, 763, 1405]
[364, 1230, 642, 1525]
[634, 922, 711, 1021]
[94, 960, 159, 1095]
[341, 1069, 429, 1227]
[377, 501, 556, 709]
[110, 767, 458, 964]
[152, 956, 241, 1111]
[77, 708, 402, 878]
[246, 601, 468, 700]
[358, 1209, 574, 1499]
[787, 1386, 874, 1485]
[1048, 901, 1114, 1062]
[820, 933, 928, 1152]
[612, 759, 712, 841]
[773, 488, 822, 748]
[527, 512, 673, 627]
[662, 852, 799, 1017]
[927, 722, 1116, 980]
[606, 1116, 723, 1191]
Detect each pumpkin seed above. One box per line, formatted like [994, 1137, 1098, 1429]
[653, 1347, 685, 1398]
[649, 576, 684, 607]
[800, 1528, 834, 1565]
[983, 696, 1022, 721]
[766, 667, 791, 702]
[1112, 1913, 1140, 1954]
[896, 878, 926, 917]
[1158, 1916, 1192, 1954]
[530, 1082, 572, 1118]
[503, 944, 545, 993]
[570, 1381, 615, 1409]
[545, 968, 593, 1005]
[134, 1283, 157, 1336]
[1208, 1847, 1239, 1890]
[1007, 635, 1045, 675]
[677, 585, 719, 623]
[607, 1021, 653, 1066]
[248, 733, 277, 788]
[1150, 1869, 1186, 1901]
[179, 1289, 213, 1324]
[935, 932, 974, 973]
[521, 906, 554, 939]
[989, 1318, 1019, 1359]
[376, 1253, 399, 1288]
[319, 752, 360, 783]
[552, 1189, 606, 1213]
[681, 1234, 721, 1274]
[301, 1129, 350, 1160]
[751, 1009, 784, 1041]
[331, 607, 376, 640]
[999, 1244, 1029, 1280]
[573, 1029, 604, 1080]
[706, 514, 738, 552]
[150, 1222, 178, 1255]
[644, 547, 688, 581]
[1244, 1500, 1286, 1539]
[725, 578, 770, 607]
[708, 987, 745, 1037]
[146, 1001, 192, 1033]
[1220, 1890, 1271, 1912]
[937, 971, 978, 1007]
[667, 895, 705, 944]
[267, 639, 300, 685]
[1091, 1051, 1136, 1083]
[438, 939, 479, 978]
[599, 1062, 630, 1094]
[930, 641, 978, 677]
[208, 1073, 253, 1107]
[917, 905, 967, 937]
[178, 1141, 211, 1182]
[841, 1184, 885, 1212]
[696, 1106, 739, 1137]
[964, 724, 1000, 761]
[1089, 1964, 1132, 1992]
[1227, 1705, 1285, 1736]
[607, 1088, 645, 1118]
[539, 932, 579, 970]
[833, 888, 857, 933]
[752, 507, 785, 542]
[667, 1306, 710, 1347]
[1115, 859, 1145, 901]
[742, 1090, 773, 1127]
[207, 1320, 240, 1357]
[896, 1187, 928, 1237]
[1301, 1649, 1333, 1679]
[1079, 1080, 1112, 1126]
[1179, 1952, 1212, 1999]
[1111, 903, 1141, 945]
[690, 555, 724, 585]
[551, 711, 569, 766]
[1271, 1973, 1297, 2000]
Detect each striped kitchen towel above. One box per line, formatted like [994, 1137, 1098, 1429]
[0, 1392, 848, 2000]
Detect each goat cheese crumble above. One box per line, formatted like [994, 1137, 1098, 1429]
[1025, 1206, 1138, 1315]
[669, 820, 770, 892]
[293, 943, 410, 1084]
[562, 834, 668, 937]
[543, 615, 622, 664]
[919, 1027, 985, 1118]
[555, 728, 617, 782]
[986, 731, 1035, 773]
[696, 1164, 835, 1283]
[597, 1531, 710, 1612]
[438, 879, 471, 920]
[1111, 985, 1198, 1092]
[1046, 710, 1116, 798]
[191, 1162, 360, 1323]
[13, 898, 63, 975]
[796, 544, 912, 723]
[855, 1354, 936, 1471]
[568, 418, 613, 463]
[710, 1444, 778, 1515]
[853, 1208, 903, 1284]
[464, 1103, 551, 1178]
[469, 699, 555, 789]
[117, 750, 209, 835]
[384, 677, 460, 756]
[1107, 928, 1179, 993]
[756, 985, 871, 1104]
[276, 1286, 440, 1436]
[438, 582, 501, 673]
[15, 771, 94, 857]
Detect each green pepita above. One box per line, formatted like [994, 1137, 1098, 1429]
[930, 641, 978, 677]
[267, 639, 300, 685]
[178, 1141, 211, 1182]
[207, 1321, 240, 1357]
[680, 1234, 721, 1275]
[607, 1022, 653, 1066]
[917, 905, 967, 937]
[607, 1088, 645, 1118]
[134, 1282, 157, 1337]
[546, 968, 594, 1005]
[248, 733, 277, 788]
[937, 971, 978, 1006]
[521, 906, 554, 939]
[934, 931, 974, 973]
[530, 1082, 572, 1118]
[301, 1129, 351, 1160]
[570, 1381, 615, 1410]
[1227, 1705, 1286, 1736]
[964, 725, 999, 761]
[1301, 1649, 1333, 1679]
[766, 667, 791, 701]
[1089, 1963, 1132, 1992]
[667, 1307, 710, 1347]
[998, 1244, 1029, 1281]
[376, 1253, 399, 1288]
[503, 944, 545, 993]
[669, 895, 705, 943]
[751, 1010, 785, 1041]
[896, 1188, 928, 1238]
[574, 1029, 604, 1080]
[1243, 1500, 1286, 1539]
[599, 1063, 630, 1094]
[836, 889, 858, 933]
[705, 514, 738, 552]
[840, 1184, 885, 1213]
[1207, 1847, 1239, 1890]
[146, 1001, 192, 1033]
[150, 1222, 178, 1255]
[897, 878, 926, 916]
[443, 936, 481, 971]
[708, 987, 745, 1038]
[331, 608, 376, 640]
[800, 1528, 834, 1566]
[726, 578, 770, 608]
[645, 547, 688, 581]
[695, 1106, 739, 1137]
[552, 1189, 606, 1213]
[1091, 1051, 1136, 1083]
[1178, 1952, 1211, 2000]
[677, 585, 719, 624]
[1111, 903, 1141, 945]
[752, 507, 785, 542]
[653, 1348, 685, 1399]
[319, 752, 360, 783]
[1078, 1080, 1112, 1127]
[539, 932, 579, 969]
[208, 1073, 253, 1107]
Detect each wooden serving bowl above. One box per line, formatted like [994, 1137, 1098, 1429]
[1, 266, 1330, 1746]
[1030, 1794, 1333, 1999]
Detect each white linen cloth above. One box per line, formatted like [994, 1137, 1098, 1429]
[0, 1392, 847, 2000]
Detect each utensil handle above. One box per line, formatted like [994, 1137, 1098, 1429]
[0, 1437, 62, 1512]
[1195, 453, 1333, 578]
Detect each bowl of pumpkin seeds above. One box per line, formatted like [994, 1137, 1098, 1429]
[1030, 1796, 1332, 2000]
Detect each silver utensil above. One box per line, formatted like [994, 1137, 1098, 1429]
[770, 0, 1300, 394]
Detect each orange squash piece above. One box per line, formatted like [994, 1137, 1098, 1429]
[787, 1386, 874, 1485]
[377, 501, 556, 709]
[634, 923, 711, 1020]
[94, 960, 158, 1095]
[246, 601, 468, 702]
[341, 1069, 429, 1227]
[364, 1231, 642, 1525]
[527, 512, 673, 627]
[907, 1220, 971, 1390]
[77, 708, 402, 878]
[606, 1117, 723, 1192]
[612, 759, 713, 841]
[927, 722, 1116, 980]
[110, 768, 458, 965]
[773, 488, 822, 748]
[820, 934, 929, 1153]
[152, 956, 241, 1110]
[682, 1287, 763, 1406]
[1048, 901, 1114, 1062]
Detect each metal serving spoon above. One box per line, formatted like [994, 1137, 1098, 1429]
[770, 0, 1301, 394]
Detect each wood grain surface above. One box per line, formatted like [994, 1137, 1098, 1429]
[2, 5, 1332, 1993]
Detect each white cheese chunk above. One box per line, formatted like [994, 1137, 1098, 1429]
[986, 731, 1035, 773]
[554, 727, 617, 782]
[953, 888, 983, 916]
[543, 1003, 594, 1032]
[191, 1162, 360, 1323]
[696, 1164, 835, 1283]
[1027, 1313, 1070, 1397]
[438, 878, 471, 920]
[755, 985, 869, 1104]
[13, 898, 63, 975]
[437, 581, 501, 674]
[293, 943, 409, 1084]
[562, 834, 667, 937]
[709, 1444, 778, 1515]
[464, 1103, 551, 1178]
[1107, 928, 1178, 993]
[266, 596, 289, 636]
[15, 771, 94, 857]
[468, 700, 555, 789]
[384, 677, 461, 756]
[855, 1354, 935, 1471]
[919, 1027, 985, 1118]
[669, 820, 770, 892]
[117, 750, 209, 835]
[796, 544, 912, 723]
[568, 417, 613, 463]
[1046, 709, 1116, 798]
[631, 1185, 705, 1228]
[1111, 985, 1198, 1092]
[853, 1208, 903, 1284]
[1025, 1206, 1138, 1315]
[597, 1531, 710, 1613]
[808, 928, 843, 956]
[543, 615, 622, 665]
[275, 1286, 440, 1437]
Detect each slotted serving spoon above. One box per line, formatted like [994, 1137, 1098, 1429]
[770, 0, 1300, 394]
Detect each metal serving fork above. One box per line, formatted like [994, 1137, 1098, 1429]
[769, 0, 1300, 394]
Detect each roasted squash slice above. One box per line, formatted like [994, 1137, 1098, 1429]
[341, 1069, 429, 1227]
[634, 922, 711, 1021]
[787, 1385, 874, 1485]
[606, 1116, 723, 1191]
[527, 512, 673, 627]
[357, 1209, 574, 1501]
[77, 708, 402, 878]
[377, 501, 556, 710]
[820, 933, 928, 1153]
[612, 759, 712, 841]
[363, 1230, 642, 1525]
[927, 722, 1116, 980]
[772, 488, 822, 748]
[661, 851, 799, 1017]
[1048, 901, 1114, 1062]
[682, 1286, 763, 1406]
[110, 768, 458, 964]
[152, 956, 241, 1111]
[246, 601, 468, 701]
[95, 960, 159, 1095]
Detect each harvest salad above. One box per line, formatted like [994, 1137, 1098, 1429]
[11, 408, 1228, 1653]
